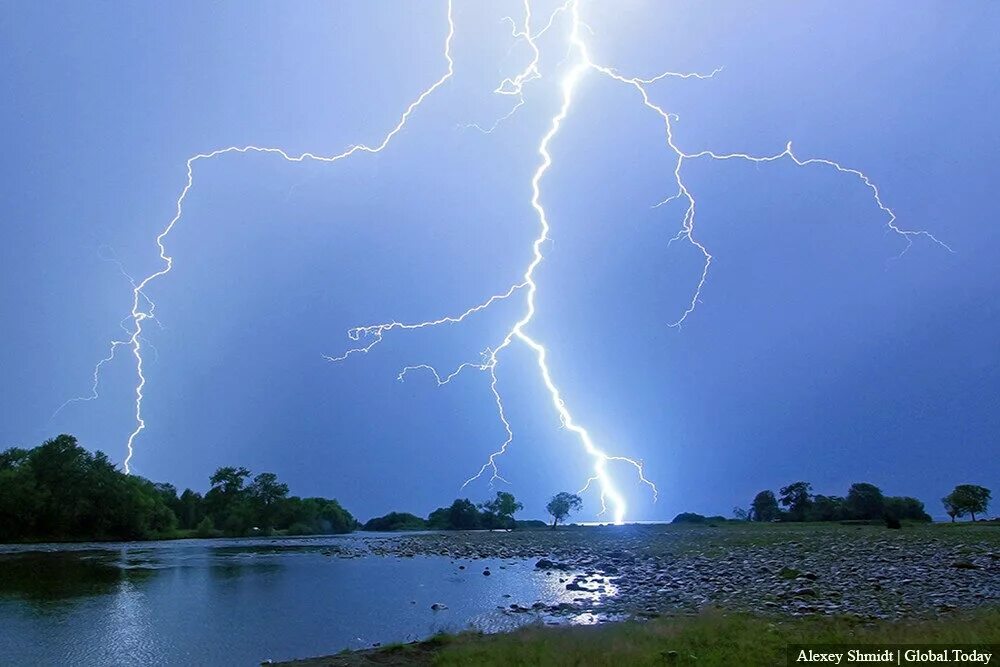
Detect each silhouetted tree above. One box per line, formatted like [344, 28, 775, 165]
[426, 499, 483, 530]
[779, 482, 813, 521]
[0, 436, 358, 542]
[846, 482, 885, 520]
[546, 492, 582, 529]
[750, 490, 780, 522]
[943, 485, 991, 522]
[176, 489, 205, 529]
[942, 493, 963, 522]
[0, 435, 175, 541]
[884, 496, 931, 523]
[248, 472, 289, 532]
[809, 495, 846, 522]
[480, 491, 523, 531]
[363, 512, 427, 531]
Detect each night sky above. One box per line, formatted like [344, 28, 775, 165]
[2, 1, 997, 522]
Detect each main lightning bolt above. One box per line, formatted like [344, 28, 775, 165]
[63, 1, 949, 523]
[328, 0, 949, 524]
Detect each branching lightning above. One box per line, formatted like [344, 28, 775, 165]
[62, 1, 949, 522]
[60, 1, 456, 474]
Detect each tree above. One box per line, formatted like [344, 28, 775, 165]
[846, 482, 885, 520]
[426, 499, 483, 530]
[480, 491, 523, 530]
[194, 516, 216, 538]
[942, 494, 963, 522]
[362, 512, 427, 531]
[884, 496, 931, 523]
[0, 435, 361, 542]
[778, 482, 813, 521]
[208, 466, 251, 497]
[943, 485, 992, 522]
[205, 466, 252, 533]
[732, 507, 749, 521]
[176, 489, 205, 529]
[809, 495, 846, 522]
[248, 472, 289, 532]
[0, 435, 177, 541]
[546, 492, 582, 529]
[750, 490, 780, 522]
[448, 498, 482, 530]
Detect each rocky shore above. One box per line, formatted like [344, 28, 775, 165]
[325, 523, 999, 622]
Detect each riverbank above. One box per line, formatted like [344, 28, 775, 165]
[353, 522, 1000, 621]
[274, 522, 998, 664]
[276, 607, 1000, 666]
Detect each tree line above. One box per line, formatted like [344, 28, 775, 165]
[740, 480, 991, 525]
[0, 435, 357, 542]
[364, 491, 585, 531]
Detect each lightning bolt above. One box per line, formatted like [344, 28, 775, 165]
[328, 0, 949, 524]
[61, 1, 455, 474]
[65, 1, 949, 523]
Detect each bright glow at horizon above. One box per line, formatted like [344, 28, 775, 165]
[60, 0, 949, 525]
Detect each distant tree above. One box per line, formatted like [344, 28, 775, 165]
[846, 482, 885, 520]
[427, 506, 450, 530]
[942, 494, 963, 522]
[480, 491, 523, 531]
[176, 489, 205, 529]
[426, 499, 483, 530]
[546, 492, 583, 529]
[672, 512, 707, 524]
[194, 516, 216, 538]
[809, 495, 846, 522]
[208, 466, 251, 497]
[0, 435, 361, 543]
[732, 507, 749, 521]
[0, 435, 177, 541]
[944, 485, 992, 522]
[884, 496, 932, 523]
[750, 490, 780, 522]
[248, 472, 289, 532]
[778, 482, 813, 521]
[278, 496, 356, 534]
[448, 498, 482, 530]
[205, 466, 252, 534]
[363, 512, 427, 531]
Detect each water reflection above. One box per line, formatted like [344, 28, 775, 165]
[0, 538, 615, 665]
[0, 552, 154, 606]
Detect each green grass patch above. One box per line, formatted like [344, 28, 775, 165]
[284, 608, 1000, 666]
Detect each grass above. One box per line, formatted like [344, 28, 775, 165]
[283, 608, 1000, 666]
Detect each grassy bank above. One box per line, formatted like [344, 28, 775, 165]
[281, 608, 1000, 666]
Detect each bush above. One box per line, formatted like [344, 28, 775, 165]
[194, 516, 217, 538]
[285, 522, 313, 536]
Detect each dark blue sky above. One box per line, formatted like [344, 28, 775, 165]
[2, 1, 997, 522]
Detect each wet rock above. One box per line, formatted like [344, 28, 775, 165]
[431, 602, 448, 611]
[951, 560, 980, 570]
[566, 581, 595, 592]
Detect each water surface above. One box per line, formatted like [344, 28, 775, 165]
[0, 535, 591, 665]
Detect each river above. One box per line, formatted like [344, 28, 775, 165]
[0, 534, 594, 665]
